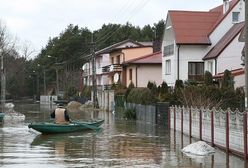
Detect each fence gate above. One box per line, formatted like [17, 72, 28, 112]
[156, 102, 169, 126]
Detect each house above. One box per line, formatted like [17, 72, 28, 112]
[82, 39, 152, 90]
[162, 0, 245, 87]
[102, 42, 153, 88]
[213, 68, 244, 88]
[124, 51, 162, 87]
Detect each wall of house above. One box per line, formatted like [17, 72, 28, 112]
[126, 64, 162, 87]
[126, 65, 135, 87]
[137, 64, 162, 87]
[217, 35, 244, 73]
[161, 17, 176, 87]
[163, 44, 211, 86]
[209, 1, 245, 46]
[179, 45, 210, 81]
[122, 47, 153, 62]
[234, 74, 245, 88]
[162, 53, 176, 87]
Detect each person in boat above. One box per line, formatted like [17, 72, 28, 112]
[51, 103, 71, 124]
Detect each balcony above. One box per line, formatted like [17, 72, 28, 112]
[188, 75, 204, 81]
[102, 64, 122, 73]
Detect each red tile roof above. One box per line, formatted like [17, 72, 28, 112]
[213, 68, 244, 79]
[203, 22, 244, 60]
[169, 11, 221, 44]
[124, 51, 162, 64]
[169, 0, 240, 45]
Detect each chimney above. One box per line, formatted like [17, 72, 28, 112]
[223, 0, 230, 14]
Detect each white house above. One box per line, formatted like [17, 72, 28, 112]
[82, 39, 151, 90]
[162, 0, 245, 87]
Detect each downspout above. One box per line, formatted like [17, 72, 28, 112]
[136, 65, 138, 87]
[121, 52, 126, 86]
[177, 45, 181, 80]
[215, 58, 217, 75]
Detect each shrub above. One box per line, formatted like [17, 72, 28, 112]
[81, 86, 91, 99]
[204, 71, 213, 86]
[123, 108, 136, 120]
[127, 88, 156, 105]
[175, 80, 184, 90]
[124, 81, 135, 99]
[65, 86, 77, 98]
[221, 69, 234, 90]
[147, 81, 158, 96]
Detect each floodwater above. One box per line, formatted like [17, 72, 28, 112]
[0, 103, 247, 168]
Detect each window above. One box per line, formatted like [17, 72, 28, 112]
[207, 61, 213, 74]
[129, 69, 132, 80]
[163, 44, 174, 57]
[165, 60, 171, 74]
[117, 55, 120, 64]
[188, 62, 204, 81]
[111, 57, 114, 64]
[232, 12, 240, 23]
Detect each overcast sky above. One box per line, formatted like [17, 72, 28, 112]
[0, 0, 223, 55]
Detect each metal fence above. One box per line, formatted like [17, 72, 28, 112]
[170, 106, 248, 159]
[125, 102, 169, 126]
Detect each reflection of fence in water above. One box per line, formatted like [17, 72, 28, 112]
[170, 106, 247, 159]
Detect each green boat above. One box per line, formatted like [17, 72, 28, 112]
[28, 119, 104, 134]
[0, 113, 4, 122]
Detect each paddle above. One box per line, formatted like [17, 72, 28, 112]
[71, 121, 101, 131]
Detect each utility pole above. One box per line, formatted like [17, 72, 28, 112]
[91, 33, 98, 108]
[245, 0, 248, 109]
[43, 68, 46, 95]
[0, 48, 5, 113]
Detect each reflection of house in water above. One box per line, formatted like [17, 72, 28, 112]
[108, 134, 163, 164]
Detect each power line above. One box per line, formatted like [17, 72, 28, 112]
[60, 0, 152, 65]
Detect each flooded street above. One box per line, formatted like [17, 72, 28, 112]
[0, 103, 246, 167]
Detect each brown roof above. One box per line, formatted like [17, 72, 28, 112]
[169, 10, 221, 44]
[124, 51, 162, 64]
[213, 68, 244, 79]
[95, 39, 145, 55]
[203, 22, 244, 60]
[208, 0, 240, 35]
[169, 0, 240, 45]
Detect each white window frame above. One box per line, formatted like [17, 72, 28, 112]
[207, 61, 213, 74]
[165, 59, 171, 75]
[232, 12, 240, 23]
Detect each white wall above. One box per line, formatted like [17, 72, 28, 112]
[217, 35, 244, 73]
[209, 1, 245, 46]
[234, 74, 245, 88]
[162, 44, 211, 86]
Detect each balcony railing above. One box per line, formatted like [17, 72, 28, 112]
[188, 74, 204, 81]
[102, 64, 122, 73]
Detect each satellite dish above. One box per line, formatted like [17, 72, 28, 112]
[109, 65, 114, 72]
[114, 73, 119, 83]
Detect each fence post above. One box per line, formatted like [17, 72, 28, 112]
[181, 107, 183, 134]
[168, 106, 171, 129]
[226, 111, 229, 154]
[199, 109, 202, 140]
[211, 110, 214, 147]
[189, 107, 192, 138]
[174, 106, 176, 131]
[244, 112, 247, 160]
